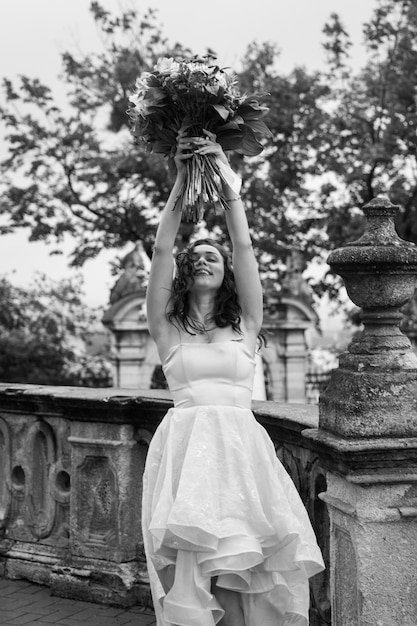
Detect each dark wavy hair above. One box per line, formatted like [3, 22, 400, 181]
[167, 238, 242, 336]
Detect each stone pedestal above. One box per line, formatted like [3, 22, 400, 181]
[304, 426, 417, 626]
[323, 472, 417, 625]
[305, 195, 417, 625]
[51, 419, 149, 606]
[320, 196, 417, 436]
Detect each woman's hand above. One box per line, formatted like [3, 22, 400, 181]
[174, 128, 229, 178]
[173, 128, 194, 182]
[173, 128, 239, 198]
[193, 129, 229, 166]
[194, 130, 241, 198]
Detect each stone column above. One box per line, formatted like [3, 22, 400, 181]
[304, 195, 417, 625]
[285, 326, 309, 403]
[112, 325, 150, 388]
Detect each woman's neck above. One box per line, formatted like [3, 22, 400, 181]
[188, 294, 216, 325]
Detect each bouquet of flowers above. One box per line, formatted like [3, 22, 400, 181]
[127, 55, 271, 222]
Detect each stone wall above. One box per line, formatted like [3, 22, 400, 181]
[0, 383, 329, 623]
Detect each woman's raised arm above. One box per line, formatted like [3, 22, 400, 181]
[195, 132, 263, 338]
[146, 133, 191, 344]
[223, 193, 263, 338]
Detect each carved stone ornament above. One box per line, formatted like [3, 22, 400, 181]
[320, 195, 417, 438]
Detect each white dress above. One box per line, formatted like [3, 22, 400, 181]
[142, 340, 325, 626]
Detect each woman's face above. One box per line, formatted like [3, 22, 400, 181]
[188, 244, 225, 293]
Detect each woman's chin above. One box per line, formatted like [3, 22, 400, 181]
[190, 278, 221, 293]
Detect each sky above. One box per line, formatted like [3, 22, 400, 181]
[0, 0, 378, 309]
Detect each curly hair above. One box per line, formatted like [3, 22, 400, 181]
[167, 238, 242, 336]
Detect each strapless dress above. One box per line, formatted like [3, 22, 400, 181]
[142, 340, 324, 626]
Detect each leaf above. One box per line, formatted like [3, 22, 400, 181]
[217, 134, 245, 152]
[236, 126, 265, 156]
[217, 117, 244, 131]
[246, 119, 273, 138]
[180, 117, 197, 132]
[155, 128, 176, 143]
[152, 139, 173, 154]
[144, 86, 166, 104]
[236, 103, 270, 121]
[211, 104, 230, 121]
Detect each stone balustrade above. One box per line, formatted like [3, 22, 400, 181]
[0, 384, 329, 624]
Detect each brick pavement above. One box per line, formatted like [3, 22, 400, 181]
[0, 578, 156, 626]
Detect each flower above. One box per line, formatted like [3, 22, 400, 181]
[155, 57, 181, 75]
[127, 55, 272, 221]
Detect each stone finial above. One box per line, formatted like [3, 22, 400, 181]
[320, 195, 417, 438]
[109, 242, 151, 304]
[281, 248, 314, 306]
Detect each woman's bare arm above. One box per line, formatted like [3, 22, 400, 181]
[195, 132, 263, 336]
[145, 180, 183, 344]
[146, 132, 191, 345]
[223, 193, 263, 335]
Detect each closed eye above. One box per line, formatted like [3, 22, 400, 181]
[191, 254, 219, 263]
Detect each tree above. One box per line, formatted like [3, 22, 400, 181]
[0, 3, 192, 266]
[0, 274, 113, 386]
[317, 1, 417, 322]
[233, 4, 417, 298]
[319, 1, 417, 247]
[232, 42, 336, 297]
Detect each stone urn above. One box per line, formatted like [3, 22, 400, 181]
[319, 195, 417, 438]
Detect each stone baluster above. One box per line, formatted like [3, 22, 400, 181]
[304, 195, 417, 625]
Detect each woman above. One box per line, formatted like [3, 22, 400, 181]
[142, 130, 324, 626]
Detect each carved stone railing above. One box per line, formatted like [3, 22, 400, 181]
[0, 384, 329, 624]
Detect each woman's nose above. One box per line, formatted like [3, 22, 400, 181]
[195, 256, 207, 267]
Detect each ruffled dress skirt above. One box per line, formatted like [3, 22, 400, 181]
[142, 403, 325, 626]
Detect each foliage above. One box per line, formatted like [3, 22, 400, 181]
[320, 1, 417, 245]
[0, 275, 113, 386]
[231, 43, 337, 297]
[0, 3, 191, 266]
[236, 3, 417, 302]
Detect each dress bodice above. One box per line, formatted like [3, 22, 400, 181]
[162, 341, 256, 409]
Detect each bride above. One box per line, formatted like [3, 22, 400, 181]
[142, 129, 324, 626]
